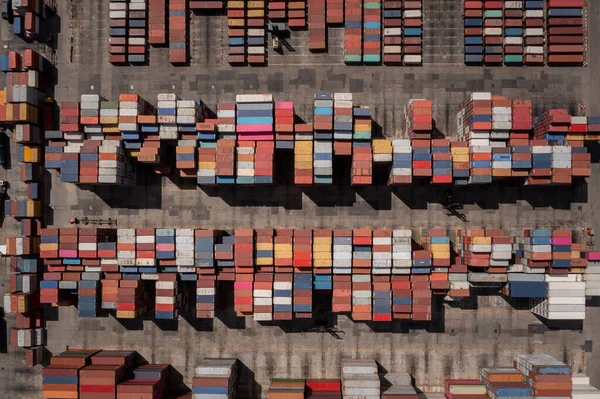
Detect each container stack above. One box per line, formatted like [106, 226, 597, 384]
[490, 96, 511, 146]
[253, 273, 273, 321]
[482, 1, 502, 65]
[79, 364, 127, 398]
[136, 227, 156, 272]
[372, 275, 391, 321]
[372, 229, 392, 275]
[333, 230, 353, 275]
[351, 274, 372, 321]
[547, 0, 585, 65]
[489, 230, 512, 273]
[156, 228, 175, 266]
[234, 229, 254, 314]
[513, 354, 572, 398]
[344, 0, 362, 63]
[392, 229, 412, 275]
[293, 230, 313, 318]
[176, 228, 195, 275]
[333, 274, 352, 313]
[351, 144, 372, 185]
[288, 1, 306, 28]
[294, 141, 313, 184]
[148, 0, 166, 45]
[155, 277, 181, 319]
[308, 0, 327, 51]
[168, 0, 188, 64]
[388, 139, 412, 185]
[215, 235, 235, 279]
[246, 1, 266, 65]
[431, 139, 452, 184]
[550, 145, 572, 185]
[383, 0, 402, 64]
[197, 126, 218, 185]
[127, 0, 148, 64]
[585, 253, 600, 296]
[464, 0, 484, 64]
[530, 274, 586, 320]
[268, 379, 305, 399]
[411, 139, 431, 179]
[353, 106, 372, 140]
[404, 100, 432, 140]
[273, 272, 293, 320]
[352, 229, 372, 275]
[268, 0, 286, 21]
[444, 379, 486, 399]
[177, 99, 202, 141]
[99, 100, 120, 140]
[236, 141, 256, 184]
[306, 379, 342, 399]
[327, 0, 344, 23]
[527, 140, 553, 185]
[333, 92, 353, 155]
[101, 279, 118, 310]
[362, 0, 381, 64]
[236, 94, 274, 141]
[227, 1, 246, 64]
[314, 92, 333, 137]
[426, 228, 450, 275]
[403, 1, 423, 65]
[523, 1, 544, 65]
[217, 101, 236, 140]
[78, 280, 100, 318]
[573, 374, 600, 398]
[411, 276, 432, 321]
[502, 1, 524, 65]
[534, 109, 570, 142]
[109, 0, 128, 64]
[42, 349, 99, 399]
[196, 234, 218, 318]
[372, 139, 392, 164]
[117, 364, 168, 398]
[193, 358, 238, 399]
[314, 140, 333, 184]
[569, 115, 588, 142]
[313, 229, 333, 287]
[274, 229, 293, 271]
[80, 94, 102, 139]
[255, 228, 274, 272]
[116, 280, 148, 319]
[480, 367, 533, 399]
[274, 101, 294, 149]
[450, 141, 470, 185]
[457, 92, 492, 145]
[215, 139, 236, 185]
[341, 360, 380, 399]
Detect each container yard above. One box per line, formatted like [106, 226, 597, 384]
[2, 0, 600, 398]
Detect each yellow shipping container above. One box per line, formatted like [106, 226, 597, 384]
[42, 391, 78, 399]
[295, 155, 312, 162]
[570, 267, 585, 274]
[27, 200, 42, 217]
[451, 148, 470, 155]
[354, 123, 371, 131]
[228, 1, 245, 8]
[198, 162, 217, 169]
[452, 155, 470, 162]
[100, 116, 119, 125]
[256, 258, 273, 266]
[372, 139, 393, 154]
[566, 134, 585, 141]
[313, 252, 332, 260]
[128, 150, 141, 158]
[247, 1, 264, 8]
[432, 251, 450, 259]
[229, 19, 245, 27]
[247, 9, 264, 17]
[275, 244, 293, 250]
[571, 251, 581, 259]
[0, 89, 5, 105]
[314, 260, 332, 267]
[256, 243, 273, 250]
[102, 126, 120, 133]
[472, 237, 492, 245]
[5, 104, 13, 121]
[313, 244, 332, 252]
[39, 243, 59, 251]
[429, 244, 449, 252]
[17, 295, 28, 313]
[295, 162, 313, 169]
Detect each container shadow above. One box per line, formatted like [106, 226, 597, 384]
[215, 282, 247, 330]
[0, 307, 6, 353]
[237, 359, 262, 399]
[166, 364, 191, 397]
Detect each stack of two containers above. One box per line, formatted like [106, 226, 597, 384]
[314, 92, 334, 184]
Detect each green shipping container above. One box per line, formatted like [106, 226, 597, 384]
[364, 2, 381, 8]
[345, 55, 362, 63]
[483, 10, 503, 18]
[504, 54, 523, 64]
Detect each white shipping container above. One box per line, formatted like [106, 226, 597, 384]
[525, 46, 544, 55]
[384, 28, 402, 36]
[236, 94, 273, 103]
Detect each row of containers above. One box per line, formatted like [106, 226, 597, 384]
[36, 351, 600, 399]
[268, 0, 307, 31]
[108, 0, 149, 64]
[227, 1, 268, 65]
[4, 227, 600, 334]
[28, 91, 600, 187]
[0, 48, 51, 361]
[1, 0, 50, 41]
[344, 0, 422, 65]
[464, 0, 586, 65]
